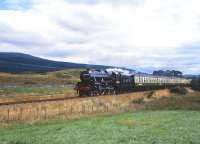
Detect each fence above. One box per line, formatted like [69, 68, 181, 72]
[0, 89, 171, 123]
[0, 98, 126, 122]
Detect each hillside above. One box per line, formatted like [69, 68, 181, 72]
[0, 52, 111, 73]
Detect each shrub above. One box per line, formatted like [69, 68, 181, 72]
[170, 87, 188, 95]
[54, 72, 72, 78]
[191, 77, 200, 91]
[19, 71, 37, 74]
[132, 97, 145, 104]
[23, 81, 37, 85]
[147, 91, 154, 99]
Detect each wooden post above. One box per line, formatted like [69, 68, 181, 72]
[19, 108, 23, 121]
[82, 104, 85, 113]
[7, 108, 10, 122]
[92, 105, 94, 113]
[44, 107, 47, 120]
[70, 105, 73, 113]
[37, 107, 39, 120]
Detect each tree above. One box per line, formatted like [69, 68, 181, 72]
[191, 76, 200, 90]
[153, 70, 182, 77]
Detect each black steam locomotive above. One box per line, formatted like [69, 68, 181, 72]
[75, 69, 191, 96]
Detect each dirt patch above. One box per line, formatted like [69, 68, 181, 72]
[150, 89, 171, 98]
[185, 87, 195, 93]
[116, 119, 142, 128]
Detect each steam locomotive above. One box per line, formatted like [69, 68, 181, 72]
[75, 68, 191, 96]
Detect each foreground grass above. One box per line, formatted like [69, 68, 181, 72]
[0, 111, 200, 144]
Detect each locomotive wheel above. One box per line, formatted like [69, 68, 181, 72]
[107, 90, 111, 95]
[79, 91, 87, 97]
[102, 90, 106, 95]
[112, 90, 116, 95]
[89, 91, 94, 96]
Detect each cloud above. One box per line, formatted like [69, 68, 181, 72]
[0, 0, 200, 74]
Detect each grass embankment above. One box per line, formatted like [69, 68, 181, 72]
[144, 90, 200, 110]
[0, 111, 200, 144]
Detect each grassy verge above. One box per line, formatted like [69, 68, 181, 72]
[0, 68, 83, 85]
[0, 86, 75, 104]
[0, 86, 74, 96]
[144, 92, 200, 111]
[0, 111, 200, 144]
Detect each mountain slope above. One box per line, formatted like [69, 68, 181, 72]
[0, 52, 110, 73]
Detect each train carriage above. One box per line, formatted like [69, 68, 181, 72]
[134, 74, 191, 87]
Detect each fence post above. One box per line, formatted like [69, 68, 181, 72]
[7, 108, 10, 122]
[19, 108, 23, 121]
[44, 107, 47, 120]
[70, 105, 73, 113]
[65, 105, 68, 117]
[82, 104, 85, 114]
[58, 104, 61, 116]
[92, 105, 94, 113]
[37, 107, 39, 120]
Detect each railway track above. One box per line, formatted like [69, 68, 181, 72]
[0, 92, 132, 106]
[0, 96, 83, 106]
[0, 88, 175, 106]
[0, 93, 117, 106]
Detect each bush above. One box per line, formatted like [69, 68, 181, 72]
[132, 97, 145, 104]
[23, 81, 37, 85]
[191, 77, 200, 91]
[147, 91, 154, 99]
[170, 87, 188, 95]
[54, 72, 72, 78]
[19, 71, 38, 75]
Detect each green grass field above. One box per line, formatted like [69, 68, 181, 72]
[0, 110, 200, 144]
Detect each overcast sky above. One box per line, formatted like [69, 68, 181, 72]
[0, 0, 200, 74]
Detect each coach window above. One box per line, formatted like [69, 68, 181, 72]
[140, 77, 142, 83]
[136, 77, 139, 83]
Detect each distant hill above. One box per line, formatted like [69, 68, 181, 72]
[0, 52, 111, 73]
